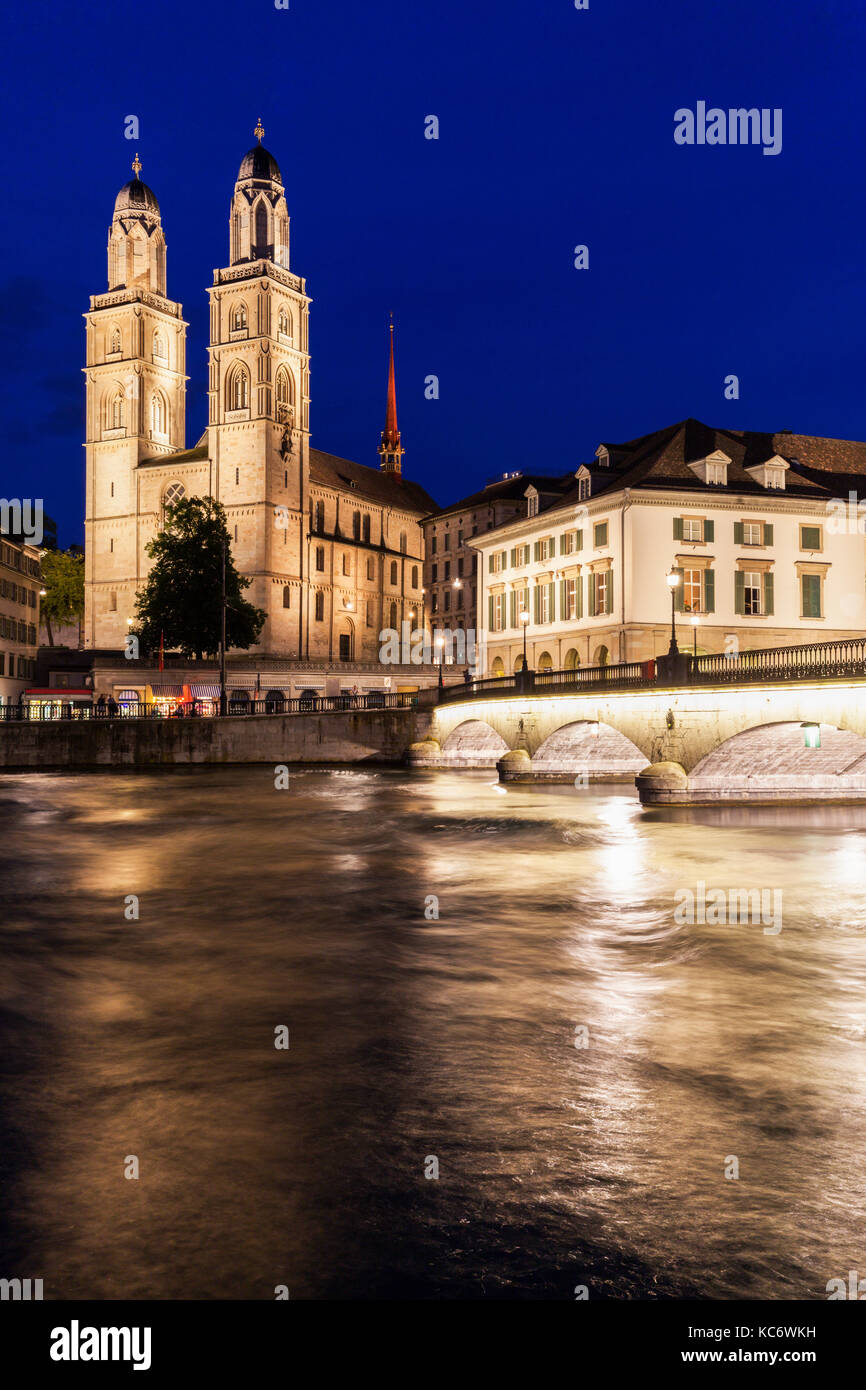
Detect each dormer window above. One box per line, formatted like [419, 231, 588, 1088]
[595, 445, 610, 467]
[525, 485, 539, 517]
[745, 455, 789, 490]
[687, 450, 730, 486]
[576, 465, 592, 500]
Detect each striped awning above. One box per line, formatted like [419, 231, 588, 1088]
[190, 684, 221, 698]
[151, 684, 183, 697]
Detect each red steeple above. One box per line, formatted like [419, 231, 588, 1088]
[378, 316, 404, 474]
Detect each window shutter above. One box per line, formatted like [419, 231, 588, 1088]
[734, 521, 744, 545]
[674, 567, 685, 613]
[576, 530, 583, 551]
[763, 571, 774, 616]
[704, 568, 715, 613]
[588, 572, 596, 615]
[533, 584, 540, 622]
[510, 547, 517, 567]
[533, 541, 540, 562]
[488, 595, 494, 630]
[673, 517, 683, 540]
[560, 578, 567, 619]
[734, 570, 745, 614]
[488, 554, 494, 574]
[548, 581, 556, 622]
[605, 569, 614, 614]
[704, 519, 714, 542]
[509, 591, 516, 628]
[576, 574, 583, 618]
[764, 523, 774, 546]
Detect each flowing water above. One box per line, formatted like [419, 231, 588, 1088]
[1, 767, 865, 1300]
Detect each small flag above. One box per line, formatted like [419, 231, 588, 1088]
[158, 631, 164, 672]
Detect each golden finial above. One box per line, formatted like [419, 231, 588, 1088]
[132, 152, 142, 179]
[254, 118, 265, 143]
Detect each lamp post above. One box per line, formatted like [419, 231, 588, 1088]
[519, 608, 530, 671]
[691, 614, 699, 658]
[666, 566, 681, 657]
[435, 634, 445, 693]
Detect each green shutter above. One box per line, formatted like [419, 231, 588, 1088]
[735, 570, 745, 614]
[533, 584, 540, 622]
[533, 541, 540, 562]
[674, 566, 685, 613]
[488, 595, 494, 630]
[764, 523, 774, 546]
[548, 582, 556, 623]
[704, 519, 714, 542]
[734, 521, 744, 545]
[510, 591, 516, 628]
[704, 568, 715, 613]
[510, 547, 517, 567]
[605, 569, 614, 614]
[576, 573, 583, 618]
[673, 517, 684, 540]
[560, 578, 567, 618]
[488, 554, 494, 573]
[588, 572, 596, 615]
[576, 529, 583, 551]
[763, 571, 774, 615]
[803, 573, 822, 618]
[801, 526, 820, 551]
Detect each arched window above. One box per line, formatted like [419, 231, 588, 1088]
[362, 515, 371, 543]
[399, 532, 407, 554]
[109, 326, 122, 354]
[226, 363, 249, 410]
[275, 367, 293, 421]
[366, 556, 374, 580]
[163, 481, 185, 509]
[110, 392, 124, 430]
[315, 591, 325, 621]
[254, 200, 269, 259]
[389, 601, 398, 630]
[282, 586, 291, 609]
[153, 330, 166, 360]
[231, 303, 247, 332]
[278, 308, 291, 339]
[315, 545, 325, 571]
[352, 510, 361, 540]
[390, 560, 398, 584]
[314, 500, 325, 533]
[411, 565, 419, 589]
[151, 392, 166, 435]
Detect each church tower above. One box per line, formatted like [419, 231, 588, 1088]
[378, 320, 404, 474]
[207, 120, 312, 652]
[83, 156, 187, 648]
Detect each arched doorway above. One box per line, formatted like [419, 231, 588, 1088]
[564, 648, 580, 670]
[265, 688, 286, 713]
[339, 622, 355, 662]
[593, 644, 609, 667]
[513, 653, 525, 672]
[538, 651, 553, 671]
[491, 657, 505, 677]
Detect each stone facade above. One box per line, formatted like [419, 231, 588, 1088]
[0, 535, 41, 703]
[84, 131, 436, 663]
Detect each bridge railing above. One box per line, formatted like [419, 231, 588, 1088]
[0, 691, 421, 722]
[688, 637, 866, 685]
[436, 659, 653, 703]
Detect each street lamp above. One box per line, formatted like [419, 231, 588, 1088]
[666, 566, 681, 656]
[690, 614, 699, 657]
[519, 608, 530, 672]
[435, 634, 445, 693]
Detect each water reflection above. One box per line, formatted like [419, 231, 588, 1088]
[0, 768, 864, 1299]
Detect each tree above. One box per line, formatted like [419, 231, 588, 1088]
[40, 548, 84, 647]
[132, 496, 265, 659]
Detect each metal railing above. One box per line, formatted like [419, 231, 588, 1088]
[436, 659, 653, 703]
[0, 691, 421, 722]
[688, 636, 866, 685]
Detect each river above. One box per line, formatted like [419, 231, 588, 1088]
[1, 767, 865, 1300]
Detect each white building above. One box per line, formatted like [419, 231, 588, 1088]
[473, 418, 866, 675]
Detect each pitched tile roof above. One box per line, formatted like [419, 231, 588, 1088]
[425, 472, 573, 519]
[309, 448, 438, 514]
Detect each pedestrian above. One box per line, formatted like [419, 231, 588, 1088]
[107, 694, 119, 718]
[463, 668, 472, 685]
[96, 693, 106, 718]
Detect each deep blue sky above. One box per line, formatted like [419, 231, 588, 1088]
[2, 0, 865, 546]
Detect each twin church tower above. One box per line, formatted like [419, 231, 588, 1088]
[84, 123, 434, 658]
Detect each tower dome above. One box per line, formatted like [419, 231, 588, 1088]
[229, 120, 290, 268]
[113, 155, 160, 218]
[237, 144, 282, 185]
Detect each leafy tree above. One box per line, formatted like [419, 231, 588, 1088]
[132, 496, 265, 659]
[40, 547, 84, 646]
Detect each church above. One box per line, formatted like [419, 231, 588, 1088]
[83, 122, 437, 662]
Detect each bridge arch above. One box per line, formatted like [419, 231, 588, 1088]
[689, 720, 866, 798]
[440, 718, 510, 767]
[531, 720, 646, 779]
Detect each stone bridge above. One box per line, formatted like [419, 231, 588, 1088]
[410, 678, 866, 805]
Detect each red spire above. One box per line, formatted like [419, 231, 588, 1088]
[378, 315, 404, 473]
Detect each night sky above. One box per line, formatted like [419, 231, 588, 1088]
[2, 0, 865, 546]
